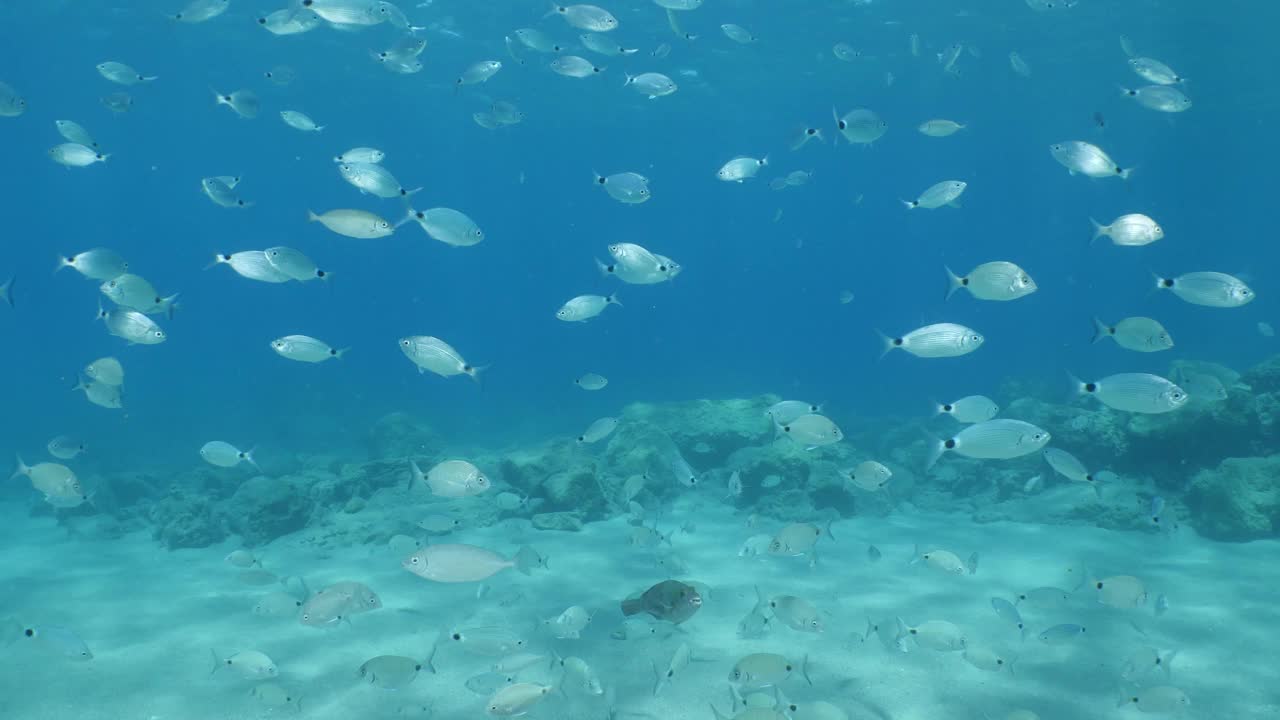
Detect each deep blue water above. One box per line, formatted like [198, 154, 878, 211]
[0, 0, 1274, 477]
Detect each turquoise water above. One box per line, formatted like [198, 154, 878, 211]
[1, 1, 1277, 719]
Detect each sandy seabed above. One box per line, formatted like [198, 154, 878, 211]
[2, 490, 1278, 720]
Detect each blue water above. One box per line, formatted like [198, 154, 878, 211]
[1, 2, 1274, 475]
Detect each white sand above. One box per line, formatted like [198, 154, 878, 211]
[1, 493, 1277, 720]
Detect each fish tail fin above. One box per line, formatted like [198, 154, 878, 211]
[908, 543, 921, 566]
[824, 518, 836, 542]
[210, 649, 222, 676]
[874, 329, 897, 360]
[423, 636, 439, 674]
[1089, 217, 1107, 244]
[465, 363, 489, 386]
[334, 347, 352, 360]
[901, 198, 917, 210]
[408, 460, 424, 491]
[1091, 317, 1112, 344]
[1161, 650, 1178, 679]
[1118, 166, 1133, 180]
[393, 207, 418, 230]
[95, 302, 107, 322]
[923, 433, 946, 471]
[709, 703, 732, 720]
[1066, 370, 1088, 401]
[800, 654, 812, 686]
[306, 209, 320, 223]
[162, 293, 180, 320]
[929, 397, 945, 417]
[0, 275, 13, 307]
[242, 447, 260, 471]
[513, 545, 535, 575]
[607, 292, 622, 306]
[594, 258, 615, 278]
[622, 73, 633, 87]
[11, 454, 28, 481]
[863, 617, 875, 642]
[944, 266, 964, 300]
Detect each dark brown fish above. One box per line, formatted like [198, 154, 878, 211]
[620, 580, 702, 624]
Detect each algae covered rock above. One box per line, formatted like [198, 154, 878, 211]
[227, 476, 314, 546]
[148, 489, 226, 549]
[368, 412, 440, 459]
[1187, 455, 1280, 540]
[618, 396, 775, 469]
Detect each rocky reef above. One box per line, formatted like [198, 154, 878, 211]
[29, 354, 1280, 545]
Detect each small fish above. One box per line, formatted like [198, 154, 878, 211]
[544, 605, 592, 639]
[990, 597, 1027, 640]
[200, 441, 257, 469]
[403, 544, 533, 583]
[575, 372, 608, 390]
[729, 652, 809, 691]
[55, 120, 97, 148]
[1072, 373, 1188, 414]
[845, 460, 891, 492]
[918, 119, 966, 137]
[213, 251, 290, 283]
[455, 60, 502, 89]
[550, 55, 606, 77]
[49, 143, 108, 167]
[96, 61, 157, 85]
[902, 180, 966, 209]
[487, 682, 552, 716]
[549, 4, 619, 33]
[1128, 57, 1184, 85]
[1091, 317, 1173, 352]
[211, 649, 278, 679]
[1154, 272, 1254, 308]
[333, 147, 385, 164]
[789, 126, 825, 150]
[0, 80, 26, 116]
[1050, 140, 1130, 179]
[577, 417, 619, 444]
[1093, 575, 1148, 609]
[1091, 214, 1163, 246]
[172, 0, 230, 23]
[898, 619, 966, 651]
[47, 436, 86, 460]
[399, 336, 484, 382]
[280, 110, 324, 132]
[249, 682, 302, 711]
[59, 248, 127, 280]
[935, 395, 999, 423]
[73, 377, 122, 410]
[945, 262, 1037, 301]
[1037, 624, 1086, 644]
[1016, 587, 1072, 608]
[623, 72, 677, 99]
[84, 357, 124, 386]
[1008, 51, 1032, 77]
[721, 23, 757, 43]
[1120, 85, 1192, 113]
[265, 247, 329, 282]
[97, 305, 166, 344]
[212, 88, 260, 119]
[271, 335, 347, 363]
[23, 626, 93, 661]
[556, 293, 621, 322]
[880, 323, 984, 359]
[929, 419, 1051, 468]
[717, 156, 769, 182]
[769, 595, 824, 633]
[307, 209, 394, 239]
[1118, 686, 1192, 714]
[779, 414, 843, 448]
[359, 653, 435, 690]
[411, 459, 490, 498]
